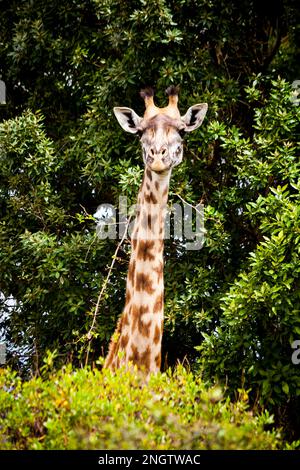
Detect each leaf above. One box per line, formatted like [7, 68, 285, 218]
[282, 383, 289, 395]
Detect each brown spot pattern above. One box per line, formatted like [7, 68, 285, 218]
[131, 304, 151, 336]
[145, 192, 158, 204]
[153, 293, 163, 313]
[104, 355, 113, 368]
[104, 160, 170, 371]
[128, 260, 136, 284]
[120, 333, 129, 349]
[125, 290, 131, 305]
[105, 337, 119, 369]
[140, 210, 159, 235]
[153, 261, 163, 280]
[153, 324, 161, 344]
[148, 213, 158, 232]
[129, 344, 140, 364]
[139, 318, 151, 337]
[135, 272, 155, 294]
[155, 354, 161, 369]
[157, 239, 164, 250]
[140, 346, 151, 370]
[137, 239, 155, 261]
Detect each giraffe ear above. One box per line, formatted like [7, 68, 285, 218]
[113, 107, 142, 134]
[181, 103, 208, 132]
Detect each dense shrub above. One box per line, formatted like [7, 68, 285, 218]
[0, 364, 281, 450]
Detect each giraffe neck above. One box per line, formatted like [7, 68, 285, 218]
[104, 167, 171, 372]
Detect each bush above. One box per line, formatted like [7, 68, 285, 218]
[198, 77, 300, 435]
[0, 364, 281, 450]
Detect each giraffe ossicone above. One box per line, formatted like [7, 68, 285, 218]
[104, 86, 208, 373]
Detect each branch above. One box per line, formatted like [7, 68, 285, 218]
[84, 215, 132, 366]
[174, 192, 204, 216]
[174, 192, 222, 223]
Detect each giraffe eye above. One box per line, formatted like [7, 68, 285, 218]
[175, 145, 182, 156]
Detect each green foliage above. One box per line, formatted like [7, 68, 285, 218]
[0, 365, 281, 450]
[1, 0, 300, 439]
[0, 111, 114, 366]
[198, 77, 300, 431]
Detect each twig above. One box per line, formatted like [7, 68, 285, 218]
[84, 215, 132, 366]
[174, 192, 222, 223]
[174, 192, 204, 216]
[84, 232, 98, 262]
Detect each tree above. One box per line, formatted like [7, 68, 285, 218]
[0, 0, 300, 436]
[198, 77, 300, 436]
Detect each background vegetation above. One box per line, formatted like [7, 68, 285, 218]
[0, 0, 300, 446]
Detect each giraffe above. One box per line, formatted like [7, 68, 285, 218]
[104, 86, 207, 373]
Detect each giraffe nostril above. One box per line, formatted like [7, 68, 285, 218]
[150, 148, 155, 156]
[161, 148, 168, 157]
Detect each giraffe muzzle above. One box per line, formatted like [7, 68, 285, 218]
[147, 147, 171, 172]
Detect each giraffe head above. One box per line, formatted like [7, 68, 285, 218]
[113, 86, 208, 173]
